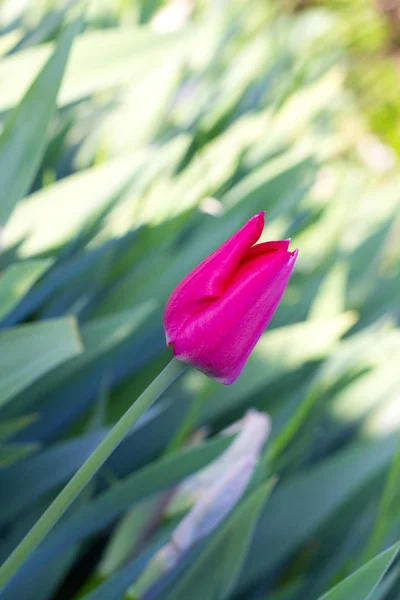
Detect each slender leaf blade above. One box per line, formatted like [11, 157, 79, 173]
[0, 318, 82, 409]
[317, 543, 400, 600]
[0, 17, 81, 225]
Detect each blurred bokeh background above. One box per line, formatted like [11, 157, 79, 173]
[0, 1, 399, 599]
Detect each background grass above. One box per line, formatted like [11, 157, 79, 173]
[0, 1, 399, 599]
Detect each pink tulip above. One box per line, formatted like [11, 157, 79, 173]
[164, 212, 298, 384]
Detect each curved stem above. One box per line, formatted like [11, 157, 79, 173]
[0, 358, 183, 591]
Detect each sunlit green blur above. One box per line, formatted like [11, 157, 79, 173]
[0, 1, 399, 599]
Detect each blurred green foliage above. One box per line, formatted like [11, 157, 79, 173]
[285, 0, 400, 154]
[0, 1, 399, 599]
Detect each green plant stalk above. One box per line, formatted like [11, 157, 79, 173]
[0, 358, 183, 591]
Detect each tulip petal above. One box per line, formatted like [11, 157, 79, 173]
[244, 239, 291, 260]
[173, 248, 298, 383]
[165, 212, 265, 345]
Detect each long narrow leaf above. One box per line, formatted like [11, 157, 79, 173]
[0, 17, 82, 226]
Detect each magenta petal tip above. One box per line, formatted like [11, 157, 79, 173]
[251, 211, 266, 222]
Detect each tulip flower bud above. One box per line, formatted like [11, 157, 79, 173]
[167, 409, 270, 516]
[164, 212, 298, 384]
[171, 455, 256, 552]
[128, 456, 256, 599]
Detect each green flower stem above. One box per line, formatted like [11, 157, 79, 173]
[0, 358, 183, 591]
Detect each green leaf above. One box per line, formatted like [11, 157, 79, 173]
[165, 482, 273, 600]
[0, 415, 39, 441]
[0, 443, 39, 467]
[317, 543, 400, 600]
[130, 112, 281, 228]
[309, 262, 348, 320]
[60, 27, 187, 108]
[329, 358, 400, 425]
[0, 318, 82, 409]
[363, 437, 400, 563]
[3, 302, 157, 419]
[366, 568, 400, 600]
[97, 496, 163, 578]
[83, 56, 182, 160]
[3, 154, 142, 257]
[0, 260, 52, 321]
[0, 27, 188, 113]
[0, 30, 23, 57]
[0, 17, 81, 226]
[263, 581, 304, 600]
[240, 436, 399, 592]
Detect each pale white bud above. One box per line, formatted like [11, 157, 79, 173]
[167, 409, 270, 515]
[171, 455, 257, 552]
[127, 455, 257, 599]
